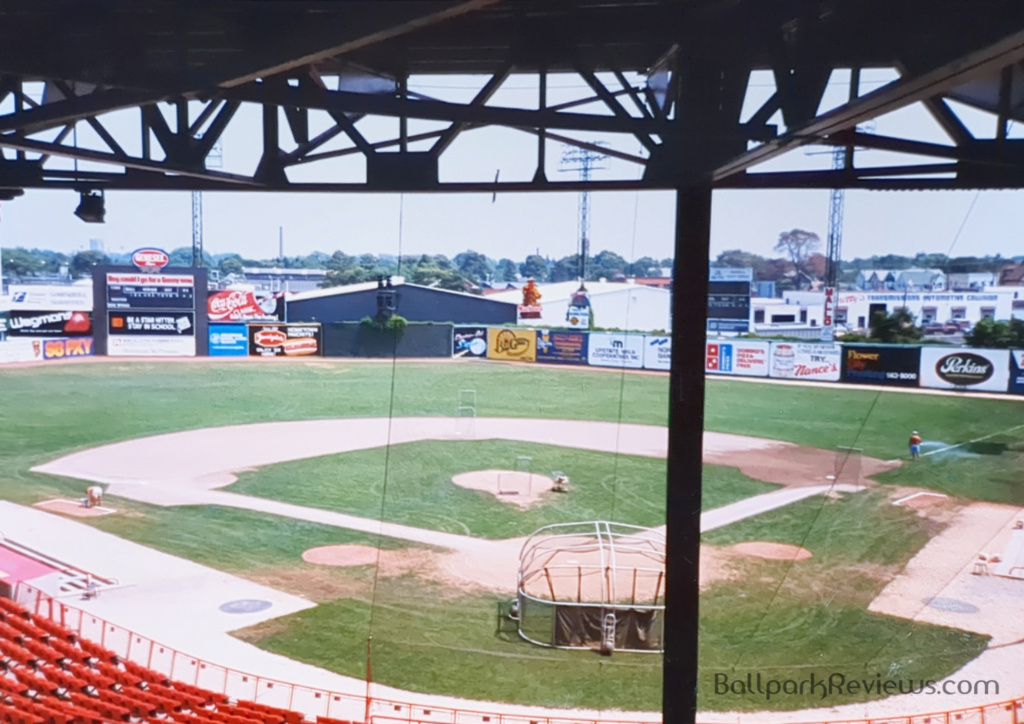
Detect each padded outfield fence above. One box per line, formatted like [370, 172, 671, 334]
[454, 327, 1024, 397]
[13, 581, 1024, 724]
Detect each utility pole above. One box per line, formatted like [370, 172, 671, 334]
[559, 144, 607, 282]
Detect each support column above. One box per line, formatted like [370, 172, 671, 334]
[663, 183, 712, 724]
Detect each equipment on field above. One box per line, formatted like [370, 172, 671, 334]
[515, 521, 665, 653]
[497, 456, 533, 496]
[455, 389, 477, 438]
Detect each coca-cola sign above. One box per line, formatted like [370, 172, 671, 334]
[935, 353, 993, 386]
[207, 290, 276, 322]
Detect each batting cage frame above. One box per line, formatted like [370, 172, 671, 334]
[515, 521, 666, 654]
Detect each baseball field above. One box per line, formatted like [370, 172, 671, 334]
[1, 358, 1022, 714]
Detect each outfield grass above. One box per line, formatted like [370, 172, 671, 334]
[227, 440, 776, 539]
[236, 576, 664, 711]
[697, 488, 987, 710]
[0, 361, 1016, 710]
[236, 491, 984, 712]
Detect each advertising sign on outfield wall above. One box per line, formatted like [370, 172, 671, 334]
[487, 327, 536, 363]
[108, 336, 196, 357]
[644, 336, 671, 371]
[841, 345, 921, 387]
[0, 338, 44, 364]
[453, 327, 488, 358]
[248, 324, 322, 357]
[768, 342, 841, 381]
[587, 332, 644, 369]
[41, 338, 94, 360]
[919, 346, 1010, 392]
[1010, 350, 1024, 394]
[8, 285, 93, 311]
[209, 324, 249, 357]
[705, 340, 770, 376]
[537, 330, 588, 365]
[6, 310, 92, 337]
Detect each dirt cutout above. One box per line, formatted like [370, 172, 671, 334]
[451, 470, 556, 508]
[730, 541, 813, 561]
[33, 499, 115, 518]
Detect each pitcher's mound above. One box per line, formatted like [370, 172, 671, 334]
[302, 544, 436, 578]
[451, 469, 554, 508]
[303, 544, 379, 567]
[731, 542, 812, 560]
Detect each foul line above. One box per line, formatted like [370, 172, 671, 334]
[921, 422, 1024, 457]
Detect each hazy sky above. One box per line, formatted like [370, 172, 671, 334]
[1, 70, 1021, 265]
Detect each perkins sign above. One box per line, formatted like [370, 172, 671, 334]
[935, 353, 994, 386]
[919, 347, 1009, 392]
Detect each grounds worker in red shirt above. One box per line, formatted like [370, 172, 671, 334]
[909, 431, 923, 460]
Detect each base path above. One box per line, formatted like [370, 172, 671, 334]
[33, 416, 892, 495]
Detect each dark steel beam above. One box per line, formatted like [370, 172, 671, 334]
[0, 135, 260, 186]
[0, 88, 165, 135]
[719, 163, 960, 187]
[664, 184, 710, 724]
[224, 82, 671, 136]
[713, 26, 1024, 182]
[576, 65, 656, 153]
[922, 97, 974, 146]
[216, 1, 500, 88]
[430, 63, 513, 156]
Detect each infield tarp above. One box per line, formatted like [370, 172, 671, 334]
[537, 330, 588, 365]
[841, 344, 921, 387]
[1011, 350, 1024, 394]
[919, 346, 1010, 392]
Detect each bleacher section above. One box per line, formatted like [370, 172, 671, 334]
[0, 597, 354, 724]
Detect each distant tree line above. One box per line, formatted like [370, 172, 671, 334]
[714, 231, 1023, 292]
[1, 245, 673, 293]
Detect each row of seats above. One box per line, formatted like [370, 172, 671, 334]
[0, 597, 358, 724]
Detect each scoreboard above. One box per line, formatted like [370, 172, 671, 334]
[104, 272, 199, 356]
[106, 273, 195, 310]
[707, 269, 752, 333]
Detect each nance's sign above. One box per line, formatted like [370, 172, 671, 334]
[919, 347, 1010, 392]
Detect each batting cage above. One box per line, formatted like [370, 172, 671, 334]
[515, 521, 665, 654]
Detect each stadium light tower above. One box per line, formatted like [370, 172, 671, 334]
[559, 144, 607, 282]
[192, 140, 223, 268]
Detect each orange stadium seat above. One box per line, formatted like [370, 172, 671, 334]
[0, 595, 316, 724]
